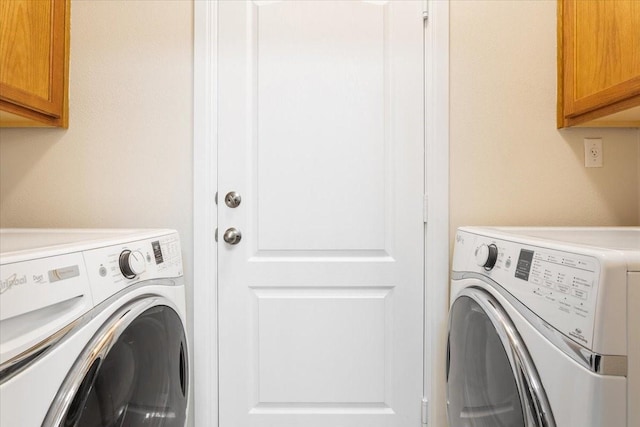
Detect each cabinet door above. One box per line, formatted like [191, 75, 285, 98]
[0, 0, 69, 126]
[559, 0, 640, 127]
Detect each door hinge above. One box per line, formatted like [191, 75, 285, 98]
[422, 0, 429, 21]
[421, 398, 429, 425]
[423, 194, 428, 223]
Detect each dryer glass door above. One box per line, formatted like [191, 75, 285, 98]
[447, 294, 524, 427]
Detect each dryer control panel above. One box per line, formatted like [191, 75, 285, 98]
[453, 230, 600, 350]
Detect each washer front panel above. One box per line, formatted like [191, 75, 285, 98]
[449, 278, 627, 427]
[453, 230, 601, 351]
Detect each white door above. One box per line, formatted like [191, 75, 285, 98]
[217, 1, 425, 426]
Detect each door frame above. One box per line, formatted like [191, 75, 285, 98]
[192, 2, 449, 425]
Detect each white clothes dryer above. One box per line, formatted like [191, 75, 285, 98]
[448, 227, 639, 427]
[0, 229, 189, 426]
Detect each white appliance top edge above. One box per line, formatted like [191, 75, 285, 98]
[0, 228, 177, 263]
[459, 226, 640, 271]
[459, 226, 640, 252]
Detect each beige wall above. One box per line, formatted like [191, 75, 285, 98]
[0, 0, 194, 419]
[1, 0, 639, 424]
[450, 0, 640, 241]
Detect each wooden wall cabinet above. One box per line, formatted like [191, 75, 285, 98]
[558, 0, 640, 128]
[0, 0, 70, 128]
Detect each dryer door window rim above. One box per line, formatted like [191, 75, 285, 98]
[446, 287, 555, 427]
[43, 296, 189, 427]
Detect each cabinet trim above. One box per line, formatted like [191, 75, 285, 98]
[566, 77, 640, 119]
[562, 94, 640, 128]
[556, 0, 564, 128]
[0, 99, 65, 127]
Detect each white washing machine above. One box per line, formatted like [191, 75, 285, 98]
[447, 227, 640, 427]
[0, 229, 189, 426]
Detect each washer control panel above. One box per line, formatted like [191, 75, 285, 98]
[83, 232, 183, 306]
[453, 230, 600, 348]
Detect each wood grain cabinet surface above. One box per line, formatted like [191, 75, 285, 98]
[558, 0, 640, 128]
[0, 0, 70, 128]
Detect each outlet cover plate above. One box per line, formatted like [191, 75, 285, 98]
[584, 138, 603, 168]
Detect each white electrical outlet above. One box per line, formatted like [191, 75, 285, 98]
[584, 138, 603, 168]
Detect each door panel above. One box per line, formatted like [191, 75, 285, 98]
[255, 1, 386, 252]
[218, 1, 424, 425]
[254, 287, 390, 404]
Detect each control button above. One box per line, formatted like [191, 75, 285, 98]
[571, 288, 589, 300]
[572, 276, 592, 289]
[546, 254, 560, 264]
[559, 299, 572, 308]
[119, 250, 146, 279]
[573, 304, 589, 318]
[505, 258, 512, 269]
[99, 266, 107, 277]
[575, 259, 596, 272]
[533, 288, 548, 297]
[475, 243, 498, 270]
[556, 272, 568, 285]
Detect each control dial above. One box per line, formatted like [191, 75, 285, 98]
[475, 243, 498, 270]
[119, 250, 146, 279]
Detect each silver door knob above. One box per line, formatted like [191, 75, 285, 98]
[223, 227, 242, 245]
[224, 191, 241, 208]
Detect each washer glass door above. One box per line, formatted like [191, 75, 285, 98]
[447, 293, 524, 427]
[46, 299, 188, 427]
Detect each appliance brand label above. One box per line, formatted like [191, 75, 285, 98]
[0, 273, 27, 294]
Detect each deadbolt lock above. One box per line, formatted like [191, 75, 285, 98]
[224, 191, 241, 208]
